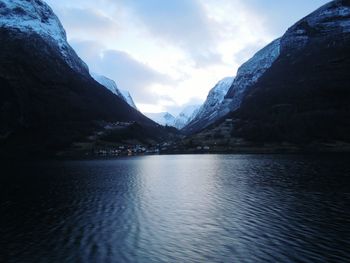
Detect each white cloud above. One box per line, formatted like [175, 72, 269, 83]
[71, 40, 174, 105]
[45, 0, 328, 115]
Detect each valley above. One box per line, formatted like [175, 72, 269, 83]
[1, 0, 350, 158]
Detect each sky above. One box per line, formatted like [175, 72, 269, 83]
[45, 0, 329, 115]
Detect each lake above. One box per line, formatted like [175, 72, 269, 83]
[1, 154, 350, 262]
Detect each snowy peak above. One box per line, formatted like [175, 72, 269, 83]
[234, 39, 281, 80]
[221, 0, 350, 143]
[0, 0, 88, 74]
[173, 105, 201, 129]
[178, 105, 201, 119]
[225, 0, 350, 106]
[145, 112, 176, 127]
[207, 77, 234, 105]
[182, 77, 234, 133]
[164, 112, 175, 121]
[0, 0, 66, 41]
[281, 0, 350, 52]
[225, 38, 280, 111]
[121, 90, 138, 110]
[91, 73, 138, 110]
[146, 106, 200, 129]
[195, 77, 234, 119]
[184, 28, 281, 134]
[91, 73, 123, 97]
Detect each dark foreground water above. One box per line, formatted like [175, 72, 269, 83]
[1, 155, 350, 263]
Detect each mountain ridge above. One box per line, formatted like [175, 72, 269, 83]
[0, 0, 161, 156]
[0, 0, 88, 74]
[91, 73, 138, 110]
[192, 0, 350, 147]
[182, 77, 234, 134]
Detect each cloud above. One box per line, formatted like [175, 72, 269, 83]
[45, 0, 329, 115]
[122, 0, 211, 43]
[241, 0, 330, 35]
[97, 50, 173, 102]
[71, 40, 174, 105]
[165, 98, 203, 116]
[120, 0, 223, 67]
[49, 7, 120, 40]
[65, 0, 272, 114]
[70, 40, 104, 60]
[233, 41, 271, 67]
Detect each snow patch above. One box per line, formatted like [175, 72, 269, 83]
[0, 0, 88, 73]
[145, 112, 176, 127]
[121, 90, 138, 110]
[227, 39, 281, 112]
[282, 1, 350, 51]
[91, 73, 138, 110]
[184, 77, 234, 131]
[173, 105, 201, 129]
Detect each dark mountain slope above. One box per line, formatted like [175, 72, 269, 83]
[0, 29, 154, 153]
[0, 0, 158, 156]
[230, 0, 350, 143]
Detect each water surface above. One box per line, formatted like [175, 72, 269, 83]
[1, 155, 350, 262]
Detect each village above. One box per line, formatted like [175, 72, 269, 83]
[91, 142, 213, 157]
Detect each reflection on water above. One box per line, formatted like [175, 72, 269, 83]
[1, 155, 350, 262]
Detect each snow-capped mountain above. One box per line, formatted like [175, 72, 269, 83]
[225, 39, 281, 111]
[91, 73, 124, 97]
[225, 0, 350, 111]
[184, 38, 280, 135]
[0, 0, 88, 75]
[280, 0, 350, 53]
[91, 73, 138, 110]
[120, 90, 138, 110]
[173, 105, 201, 129]
[196, 77, 234, 120]
[145, 112, 176, 127]
[145, 106, 200, 129]
[183, 77, 234, 133]
[0, 0, 157, 155]
[200, 0, 350, 144]
[226, 0, 350, 108]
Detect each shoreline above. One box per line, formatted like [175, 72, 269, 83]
[2, 146, 350, 161]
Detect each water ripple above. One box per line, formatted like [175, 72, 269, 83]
[1, 155, 350, 262]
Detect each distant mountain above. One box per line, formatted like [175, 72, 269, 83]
[193, 0, 350, 148]
[173, 105, 200, 129]
[145, 106, 200, 129]
[183, 37, 280, 135]
[0, 0, 158, 156]
[91, 73, 138, 110]
[183, 38, 280, 135]
[183, 77, 234, 134]
[145, 112, 176, 127]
